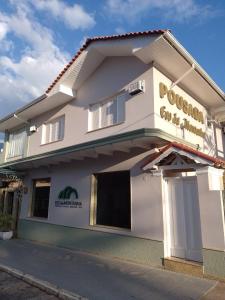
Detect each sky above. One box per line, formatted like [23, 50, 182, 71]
[0, 0, 224, 126]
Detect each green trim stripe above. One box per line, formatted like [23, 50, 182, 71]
[18, 219, 164, 266]
[0, 128, 195, 169]
[203, 249, 225, 278]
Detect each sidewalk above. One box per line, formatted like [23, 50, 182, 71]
[0, 239, 222, 300]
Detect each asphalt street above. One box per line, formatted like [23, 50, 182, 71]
[0, 270, 58, 300]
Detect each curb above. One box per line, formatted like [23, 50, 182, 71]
[0, 263, 88, 300]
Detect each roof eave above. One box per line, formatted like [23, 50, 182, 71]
[0, 94, 47, 131]
[163, 31, 225, 102]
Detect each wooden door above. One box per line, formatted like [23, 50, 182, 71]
[167, 177, 202, 262]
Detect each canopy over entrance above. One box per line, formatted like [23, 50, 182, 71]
[142, 142, 225, 171]
[0, 168, 24, 182]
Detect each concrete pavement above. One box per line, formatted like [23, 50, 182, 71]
[0, 239, 221, 300]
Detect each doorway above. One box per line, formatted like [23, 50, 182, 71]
[92, 171, 131, 229]
[6, 192, 14, 215]
[166, 176, 203, 262]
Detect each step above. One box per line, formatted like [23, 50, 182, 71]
[163, 257, 203, 278]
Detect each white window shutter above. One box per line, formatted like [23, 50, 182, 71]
[59, 116, 65, 140]
[41, 124, 46, 144]
[101, 102, 109, 128]
[42, 116, 65, 144]
[54, 120, 59, 142]
[89, 104, 100, 131]
[7, 128, 26, 158]
[107, 100, 117, 126]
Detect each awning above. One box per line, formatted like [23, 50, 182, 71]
[0, 128, 193, 170]
[142, 142, 225, 170]
[0, 168, 24, 180]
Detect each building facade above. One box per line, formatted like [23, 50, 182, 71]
[0, 30, 225, 279]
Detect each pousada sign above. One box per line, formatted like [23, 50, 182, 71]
[159, 82, 205, 138]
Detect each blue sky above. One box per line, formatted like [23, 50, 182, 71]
[0, 0, 224, 123]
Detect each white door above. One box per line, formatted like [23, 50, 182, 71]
[167, 177, 203, 262]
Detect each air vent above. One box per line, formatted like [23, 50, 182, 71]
[128, 80, 145, 95]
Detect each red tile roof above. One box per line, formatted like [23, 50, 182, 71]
[142, 142, 225, 169]
[45, 29, 168, 94]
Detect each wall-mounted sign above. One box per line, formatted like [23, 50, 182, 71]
[159, 82, 205, 138]
[55, 186, 82, 208]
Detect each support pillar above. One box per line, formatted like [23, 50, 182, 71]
[197, 166, 225, 278]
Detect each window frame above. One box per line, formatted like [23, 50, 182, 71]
[7, 127, 27, 159]
[88, 93, 126, 132]
[41, 115, 65, 145]
[90, 171, 131, 231]
[30, 178, 51, 219]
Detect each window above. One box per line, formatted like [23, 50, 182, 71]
[31, 179, 51, 218]
[91, 171, 131, 229]
[42, 116, 65, 144]
[7, 128, 27, 158]
[88, 94, 126, 131]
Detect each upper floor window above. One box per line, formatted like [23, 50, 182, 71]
[88, 94, 126, 131]
[7, 128, 27, 158]
[41, 115, 65, 145]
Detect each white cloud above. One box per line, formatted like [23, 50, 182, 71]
[0, 22, 8, 40]
[0, 6, 64, 56]
[0, 1, 96, 118]
[32, 0, 95, 30]
[0, 2, 69, 112]
[105, 0, 218, 23]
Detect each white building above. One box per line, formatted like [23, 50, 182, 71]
[0, 29, 225, 279]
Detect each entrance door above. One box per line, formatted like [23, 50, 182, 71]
[7, 192, 14, 215]
[167, 177, 202, 262]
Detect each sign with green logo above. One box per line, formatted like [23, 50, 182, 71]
[55, 186, 82, 208]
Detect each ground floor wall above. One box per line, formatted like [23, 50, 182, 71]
[19, 149, 164, 241]
[18, 219, 164, 266]
[203, 248, 225, 279]
[18, 219, 225, 279]
[17, 151, 225, 280]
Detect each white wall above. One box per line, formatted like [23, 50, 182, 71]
[20, 149, 164, 242]
[153, 67, 216, 155]
[131, 168, 164, 240]
[197, 167, 225, 251]
[5, 59, 222, 161]
[25, 57, 154, 157]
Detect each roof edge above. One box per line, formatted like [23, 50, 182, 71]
[0, 94, 47, 128]
[45, 29, 168, 94]
[163, 31, 225, 101]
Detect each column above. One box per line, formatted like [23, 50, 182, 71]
[197, 166, 225, 278]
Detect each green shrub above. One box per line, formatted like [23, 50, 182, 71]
[0, 214, 13, 232]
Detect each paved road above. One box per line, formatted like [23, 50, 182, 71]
[0, 239, 219, 300]
[0, 270, 58, 300]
